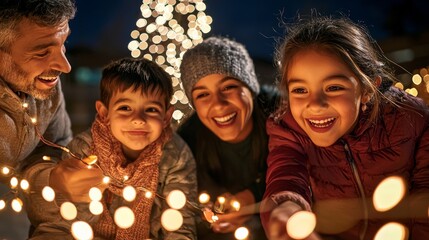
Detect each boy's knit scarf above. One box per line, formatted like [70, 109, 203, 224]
[90, 115, 171, 239]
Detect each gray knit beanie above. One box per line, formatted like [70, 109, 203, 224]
[180, 36, 260, 103]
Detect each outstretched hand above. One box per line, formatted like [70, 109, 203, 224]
[268, 201, 321, 240]
[49, 157, 106, 202]
[212, 189, 257, 233]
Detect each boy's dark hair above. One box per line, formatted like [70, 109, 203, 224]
[0, 0, 76, 51]
[100, 58, 173, 108]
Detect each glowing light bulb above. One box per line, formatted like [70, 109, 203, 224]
[161, 208, 183, 231]
[11, 198, 23, 212]
[114, 206, 135, 229]
[89, 187, 102, 202]
[89, 201, 103, 215]
[71, 221, 94, 240]
[123, 186, 137, 202]
[374, 222, 407, 240]
[2, 167, 10, 175]
[42, 156, 51, 161]
[0, 200, 5, 210]
[20, 179, 29, 190]
[102, 176, 110, 184]
[231, 200, 240, 211]
[22, 103, 28, 108]
[60, 202, 78, 221]
[145, 191, 153, 198]
[234, 227, 249, 240]
[166, 189, 186, 209]
[373, 176, 405, 212]
[286, 211, 317, 239]
[31, 118, 37, 124]
[123, 175, 129, 181]
[42, 186, 55, 202]
[198, 193, 210, 204]
[10, 177, 18, 188]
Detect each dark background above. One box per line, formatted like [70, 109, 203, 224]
[1, 0, 428, 239]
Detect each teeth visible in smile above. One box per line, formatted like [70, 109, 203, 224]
[309, 117, 335, 127]
[214, 112, 236, 123]
[38, 76, 57, 81]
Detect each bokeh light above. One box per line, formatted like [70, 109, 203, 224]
[114, 206, 135, 229]
[286, 211, 317, 239]
[198, 192, 210, 204]
[234, 226, 249, 240]
[11, 198, 23, 213]
[161, 208, 183, 231]
[71, 221, 94, 240]
[42, 186, 55, 202]
[123, 185, 137, 202]
[60, 202, 78, 221]
[374, 222, 407, 240]
[373, 176, 406, 212]
[166, 189, 186, 209]
[89, 187, 102, 201]
[89, 201, 103, 215]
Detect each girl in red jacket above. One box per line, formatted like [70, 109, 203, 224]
[261, 15, 429, 240]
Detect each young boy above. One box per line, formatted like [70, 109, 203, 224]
[28, 58, 198, 239]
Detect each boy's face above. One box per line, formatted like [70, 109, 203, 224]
[96, 87, 172, 160]
[286, 49, 367, 147]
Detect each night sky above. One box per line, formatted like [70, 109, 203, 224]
[68, 0, 429, 63]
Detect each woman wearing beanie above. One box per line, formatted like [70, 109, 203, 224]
[177, 36, 279, 240]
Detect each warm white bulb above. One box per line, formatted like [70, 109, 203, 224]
[198, 193, 210, 204]
[60, 202, 78, 221]
[71, 221, 94, 240]
[161, 208, 183, 231]
[20, 179, 29, 190]
[89, 187, 102, 201]
[123, 186, 137, 202]
[11, 198, 23, 212]
[0, 200, 6, 210]
[42, 186, 55, 202]
[1, 167, 10, 175]
[166, 190, 186, 209]
[234, 227, 249, 240]
[286, 211, 317, 239]
[114, 206, 135, 229]
[10, 177, 18, 188]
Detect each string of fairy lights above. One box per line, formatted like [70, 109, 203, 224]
[0, 106, 418, 240]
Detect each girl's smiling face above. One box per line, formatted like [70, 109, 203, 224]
[286, 49, 367, 147]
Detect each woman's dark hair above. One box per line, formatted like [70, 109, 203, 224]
[275, 14, 396, 123]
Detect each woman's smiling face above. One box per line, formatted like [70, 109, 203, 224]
[286, 49, 365, 147]
[191, 74, 254, 143]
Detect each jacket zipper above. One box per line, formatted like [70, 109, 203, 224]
[343, 140, 368, 240]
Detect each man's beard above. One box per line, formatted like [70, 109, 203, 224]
[0, 54, 56, 100]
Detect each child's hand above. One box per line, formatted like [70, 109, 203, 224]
[211, 190, 257, 233]
[211, 211, 248, 233]
[49, 157, 106, 202]
[268, 201, 321, 240]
